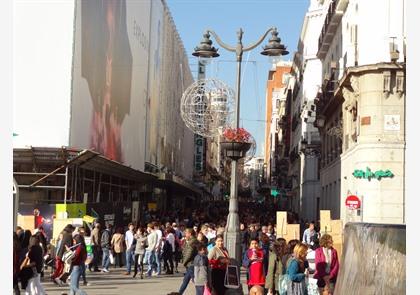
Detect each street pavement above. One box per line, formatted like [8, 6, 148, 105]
[41, 267, 249, 295]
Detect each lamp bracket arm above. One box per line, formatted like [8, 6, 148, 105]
[207, 29, 236, 52]
[243, 27, 276, 52]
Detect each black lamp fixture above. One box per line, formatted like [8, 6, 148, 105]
[192, 31, 220, 58]
[261, 29, 289, 56]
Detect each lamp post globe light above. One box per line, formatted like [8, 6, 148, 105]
[192, 28, 288, 265]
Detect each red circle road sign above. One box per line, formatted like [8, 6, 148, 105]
[345, 195, 361, 209]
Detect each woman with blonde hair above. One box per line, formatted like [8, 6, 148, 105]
[286, 243, 309, 295]
[313, 234, 339, 295]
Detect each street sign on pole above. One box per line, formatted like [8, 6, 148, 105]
[345, 195, 361, 209]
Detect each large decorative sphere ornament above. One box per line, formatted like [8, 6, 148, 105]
[181, 78, 235, 138]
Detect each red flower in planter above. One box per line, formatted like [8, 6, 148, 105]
[222, 127, 251, 143]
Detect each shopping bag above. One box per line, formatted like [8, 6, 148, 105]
[278, 274, 290, 295]
[109, 252, 115, 265]
[85, 252, 94, 265]
[204, 285, 212, 295]
[307, 278, 319, 295]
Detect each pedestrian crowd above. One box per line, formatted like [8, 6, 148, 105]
[13, 212, 339, 295]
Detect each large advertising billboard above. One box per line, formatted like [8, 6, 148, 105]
[70, 0, 151, 170]
[70, 0, 194, 177]
[145, 0, 164, 166]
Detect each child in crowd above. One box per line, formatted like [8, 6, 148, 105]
[243, 238, 266, 292]
[194, 243, 209, 295]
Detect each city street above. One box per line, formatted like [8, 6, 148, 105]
[11, 0, 407, 294]
[42, 267, 248, 295]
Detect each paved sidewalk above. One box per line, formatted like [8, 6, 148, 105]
[41, 267, 248, 295]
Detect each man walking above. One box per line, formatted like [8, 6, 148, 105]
[145, 223, 158, 277]
[124, 223, 136, 275]
[153, 222, 163, 275]
[101, 224, 113, 273]
[178, 228, 198, 295]
[89, 223, 101, 272]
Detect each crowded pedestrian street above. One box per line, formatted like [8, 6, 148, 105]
[10, 0, 408, 294]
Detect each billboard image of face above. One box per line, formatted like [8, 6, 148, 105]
[81, 0, 133, 162]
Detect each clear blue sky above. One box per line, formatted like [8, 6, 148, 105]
[166, 0, 310, 156]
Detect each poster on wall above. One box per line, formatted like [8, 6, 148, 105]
[71, 0, 151, 171]
[132, 201, 139, 223]
[19, 204, 56, 240]
[123, 205, 132, 224]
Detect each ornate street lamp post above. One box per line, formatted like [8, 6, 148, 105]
[192, 28, 288, 263]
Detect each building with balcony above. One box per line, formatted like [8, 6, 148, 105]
[314, 0, 406, 224]
[284, 0, 324, 222]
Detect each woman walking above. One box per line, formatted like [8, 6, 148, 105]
[67, 234, 87, 295]
[208, 234, 229, 295]
[162, 226, 175, 275]
[313, 234, 339, 295]
[20, 235, 46, 295]
[286, 243, 309, 295]
[111, 227, 125, 268]
[265, 238, 288, 295]
[133, 227, 148, 279]
[282, 239, 299, 267]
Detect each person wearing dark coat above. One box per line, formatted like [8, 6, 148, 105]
[51, 224, 75, 284]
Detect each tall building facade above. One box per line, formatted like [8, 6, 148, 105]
[314, 0, 406, 224]
[286, 1, 324, 222]
[264, 62, 292, 186]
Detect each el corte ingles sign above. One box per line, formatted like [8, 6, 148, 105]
[353, 167, 394, 180]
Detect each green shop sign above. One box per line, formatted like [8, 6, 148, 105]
[352, 167, 394, 180]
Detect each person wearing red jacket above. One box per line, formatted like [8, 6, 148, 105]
[242, 238, 266, 292]
[313, 234, 340, 295]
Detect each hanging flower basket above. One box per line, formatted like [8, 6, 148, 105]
[220, 141, 252, 161]
[220, 127, 252, 160]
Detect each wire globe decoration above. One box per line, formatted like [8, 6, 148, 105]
[181, 78, 236, 138]
[242, 133, 256, 163]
